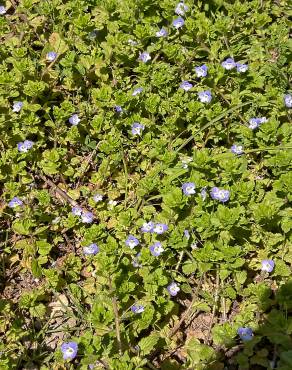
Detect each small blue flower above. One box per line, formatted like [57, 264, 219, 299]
[175, 2, 189, 15]
[141, 221, 154, 233]
[46, 51, 58, 62]
[17, 140, 34, 153]
[125, 235, 139, 249]
[184, 229, 190, 240]
[69, 114, 80, 126]
[88, 29, 98, 39]
[248, 117, 267, 130]
[153, 223, 168, 234]
[167, 282, 180, 296]
[132, 252, 142, 267]
[221, 58, 236, 70]
[83, 243, 99, 255]
[231, 144, 244, 155]
[198, 90, 212, 103]
[12, 101, 23, 113]
[200, 188, 207, 201]
[108, 199, 117, 208]
[248, 118, 261, 130]
[81, 211, 94, 223]
[236, 63, 248, 73]
[156, 28, 168, 37]
[93, 194, 103, 202]
[182, 182, 196, 196]
[60, 341, 78, 361]
[259, 117, 268, 124]
[138, 52, 151, 63]
[237, 327, 253, 342]
[180, 81, 193, 91]
[284, 94, 292, 108]
[131, 122, 145, 136]
[195, 64, 208, 77]
[72, 206, 82, 216]
[8, 197, 23, 208]
[191, 242, 198, 250]
[261, 259, 275, 273]
[181, 156, 192, 169]
[131, 304, 145, 313]
[128, 39, 138, 46]
[172, 17, 185, 29]
[0, 5, 6, 15]
[149, 242, 164, 256]
[114, 105, 123, 113]
[132, 87, 143, 96]
[210, 187, 230, 203]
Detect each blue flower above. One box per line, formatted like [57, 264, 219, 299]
[114, 105, 123, 113]
[128, 39, 138, 46]
[46, 51, 58, 62]
[248, 117, 267, 130]
[60, 341, 78, 361]
[248, 118, 261, 130]
[131, 304, 145, 313]
[237, 327, 253, 341]
[72, 206, 83, 216]
[200, 188, 207, 201]
[108, 199, 117, 208]
[141, 221, 154, 233]
[198, 90, 212, 103]
[17, 140, 34, 153]
[236, 63, 248, 73]
[180, 81, 193, 91]
[132, 87, 143, 96]
[191, 242, 198, 250]
[195, 64, 208, 77]
[138, 52, 151, 63]
[175, 2, 189, 15]
[231, 144, 244, 155]
[81, 211, 94, 223]
[12, 101, 23, 113]
[167, 282, 180, 296]
[221, 58, 236, 70]
[149, 242, 164, 256]
[284, 94, 292, 108]
[125, 235, 139, 249]
[210, 187, 230, 203]
[184, 229, 190, 240]
[172, 17, 185, 29]
[156, 28, 168, 37]
[93, 194, 103, 202]
[0, 5, 6, 15]
[8, 197, 23, 208]
[131, 122, 145, 136]
[181, 156, 192, 169]
[182, 182, 196, 196]
[153, 223, 168, 234]
[261, 259, 275, 273]
[132, 252, 142, 267]
[83, 243, 99, 256]
[69, 114, 80, 126]
[88, 29, 98, 39]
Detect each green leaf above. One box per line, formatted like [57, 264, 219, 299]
[31, 259, 42, 278]
[162, 187, 183, 208]
[49, 32, 69, 54]
[139, 333, 160, 356]
[36, 241, 52, 256]
[12, 219, 33, 235]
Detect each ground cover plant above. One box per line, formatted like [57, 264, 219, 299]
[0, 0, 292, 369]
